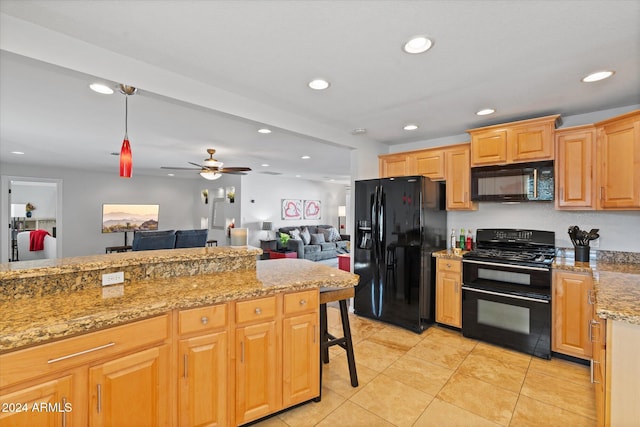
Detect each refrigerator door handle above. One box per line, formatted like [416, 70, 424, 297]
[372, 185, 379, 260]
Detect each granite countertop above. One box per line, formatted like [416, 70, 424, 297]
[553, 253, 640, 325]
[0, 259, 359, 352]
[432, 249, 467, 260]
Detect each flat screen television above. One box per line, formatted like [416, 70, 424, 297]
[102, 204, 159, 233]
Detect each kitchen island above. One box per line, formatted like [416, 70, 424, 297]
[0, 247, 359, 426]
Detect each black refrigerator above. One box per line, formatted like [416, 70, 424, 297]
[353, 176, 447, 332]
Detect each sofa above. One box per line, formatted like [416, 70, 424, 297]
[132, 229, 208, 251]
[277, 225, 349, 261]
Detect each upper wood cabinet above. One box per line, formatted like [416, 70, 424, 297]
[446, 145, 476, 210]
[408, 148, 446, 180]
[555, 125, 596, 209]
[468, 115, 560, 166]
[596, 110, 640, 210]
[379, 153, 410, 178]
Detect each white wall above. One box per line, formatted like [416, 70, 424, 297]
[240, 174, 347, 248]
[1, 163, 202, 257]
[11, 181, 57, 219]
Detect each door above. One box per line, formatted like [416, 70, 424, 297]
[552, 271, 593, 359]
[89, 345, 170, 427]
[282, 312, 319, 406]
[0, 376, 72, 427]
[179, 332, 228, 427]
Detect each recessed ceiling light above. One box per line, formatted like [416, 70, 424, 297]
[476, 108, 496, 116]
[295, 175, 302, 178]
[329, 179, 335, 182]
[301, 155, 311, 160]
[403, 36, 433, 54]
[582, 70, 615, 83]
[167, 173, 175, 177]
[351, 128, 367, 135]
[89, 83, 114, 94]
[308, 79, 330, 90]
[261, 163, 270, 167]
[258, 128, 272, 134]
[11, 151, 24, 155]
[403, 124, 419, 131]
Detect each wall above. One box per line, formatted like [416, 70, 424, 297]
[1, 163, 201, 258]
[240, 173, 348, 248]
[11, 181, 57, 219]
[388, 105, 640, 253]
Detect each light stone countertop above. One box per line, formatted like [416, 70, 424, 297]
[431, 249, 466, 260]
[0, 258, 358, 352]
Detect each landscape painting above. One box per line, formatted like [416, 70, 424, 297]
[102, 204, 159, 233]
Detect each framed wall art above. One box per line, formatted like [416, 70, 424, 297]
[281, 199, 302, 220]
[303, 200, 321, 220]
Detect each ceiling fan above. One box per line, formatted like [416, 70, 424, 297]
[161, 148, 251, 180]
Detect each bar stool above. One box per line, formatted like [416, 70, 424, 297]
[316, 287, 358, 401]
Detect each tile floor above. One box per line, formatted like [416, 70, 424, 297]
[252, 307, 596, 427]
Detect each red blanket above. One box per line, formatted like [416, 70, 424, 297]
[30, 230, 50, 251]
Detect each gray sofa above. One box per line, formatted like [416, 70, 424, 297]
[277, 225, 349, 261]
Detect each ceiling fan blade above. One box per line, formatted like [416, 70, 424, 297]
[160, 166, 202, 170]
[220, 171, 248, 175]
[221, 167, 252, 172]
[188, 161, 206, 168]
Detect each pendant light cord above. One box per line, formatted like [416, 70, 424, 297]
[124, 94, 129, 138]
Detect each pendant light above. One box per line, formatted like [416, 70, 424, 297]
[119, 84, 137, 178]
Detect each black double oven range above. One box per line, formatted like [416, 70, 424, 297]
[462, 229, 555, 359]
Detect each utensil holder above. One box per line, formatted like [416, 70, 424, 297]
[574, 245, 590, 262]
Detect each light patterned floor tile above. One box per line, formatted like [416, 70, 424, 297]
[528, 356, 591, 387]
[321, 352, 378, 398]
[520, 370, 596, 420]
[349, 373, 434, 427]
[510, 395, 597, 427]
[277, 388, 345, 427]
[315, 401, 394, 427]
[366, 324, 424, 351]
[471, 341, 532, 371]
[382, 353, 454, 396]
[456, 352, 527, 392]
[351, 339, 405, 372]
[413, 398, 501, 427]
[407, 336, 472, 370]
[437, 372, 519, 426]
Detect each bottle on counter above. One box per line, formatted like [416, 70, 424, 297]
[459, 228, 465, 250]
[466, 229, 473, 251]
[450, 228, 456, 250]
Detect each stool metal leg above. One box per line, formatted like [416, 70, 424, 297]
[320, 303, 329, 363]
[339, 300, 358, 387]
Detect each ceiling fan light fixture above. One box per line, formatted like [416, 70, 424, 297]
[581, 70, 615, 83]
[200, 171, 222, 180]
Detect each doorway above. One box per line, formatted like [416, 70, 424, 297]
[1, 176, 63, 262]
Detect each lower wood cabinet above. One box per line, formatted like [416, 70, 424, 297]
[435, 258, 462, 328]
[591, 316, 607, 427]
[0, 290, 320, 427]
[89, 344, 171, 427]
[552, 270, 593, 359]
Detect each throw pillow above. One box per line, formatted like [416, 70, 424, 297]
[289, 228, 302, 240]
[320, 228, 332, 243]
[310, 233, 325, 245]
[327, 227, 342, 242]
[300, 227, 311, 245]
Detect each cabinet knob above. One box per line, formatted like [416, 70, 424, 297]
[201, 316, 209, 325]
[446, 263, 452, 268]
[255, 307, 262, 315]
[300, 299, 307, 305]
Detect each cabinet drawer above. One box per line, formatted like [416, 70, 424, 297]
[179, 303, 227, 335]
[0, 314, 169, 389]
[283, 289, 318, 316]
[236, 296, 277, 324]
[437, 258, 462, 274]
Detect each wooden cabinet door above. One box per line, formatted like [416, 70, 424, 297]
[555, 126, 596, 209]
[282, 312, 319, 407]
[508, 122, 554, 163]
[179, 332, 228, 427]
[596, 111, 640, 209]
[89, 345, 170, 427]
[591, 316, 607, 427]
[411, 149, 445, 180]
[470, 129, 507, 166]
[0, 376, 72, 427]
[446, 146, 476, 210]
[435, 259, 462, 328]
[235, 321, 278, 425]
[552, 271, 593, 359]
[379, 154, 410, 178]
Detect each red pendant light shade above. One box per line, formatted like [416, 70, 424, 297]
[120, 137, 132, 178]
[118, 85, 137, 178]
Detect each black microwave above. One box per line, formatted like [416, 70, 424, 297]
[470, 161, 554, 202]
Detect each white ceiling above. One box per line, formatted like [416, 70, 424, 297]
[1, 1, 639, 184]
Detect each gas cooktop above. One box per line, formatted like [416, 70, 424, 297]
[463, 228, 556, 268]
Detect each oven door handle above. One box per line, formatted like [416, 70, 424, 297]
[462, 286, 550, 304]
[462, 259, 550, 272]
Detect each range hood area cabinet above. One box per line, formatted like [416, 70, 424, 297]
[555, 110, 640, 210]
[467, 115, 560, 167]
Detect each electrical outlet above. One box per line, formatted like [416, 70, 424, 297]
[102, 271, 124, 286]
